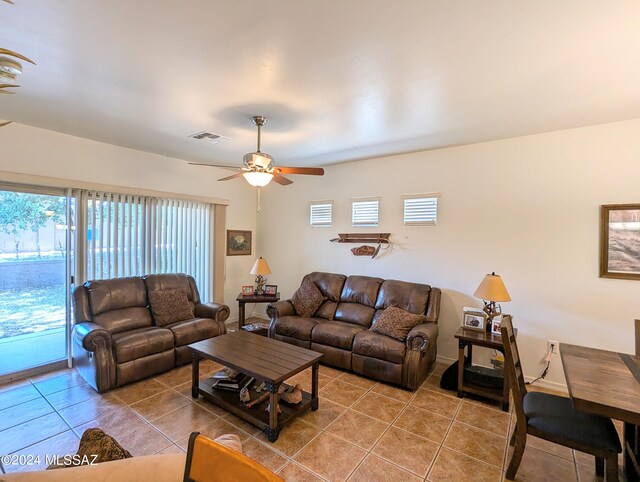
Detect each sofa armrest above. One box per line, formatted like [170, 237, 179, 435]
[195, 302, 230, 323]
[406, 322, 438, 353]
[266, 300, 295, 320]
[73, 322, 112, 352]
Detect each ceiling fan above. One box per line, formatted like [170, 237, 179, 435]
[189, 115, 324, 187]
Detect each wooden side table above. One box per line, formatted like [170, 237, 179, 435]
[236, 292, 280, 328]
[454, 327, 511, 412]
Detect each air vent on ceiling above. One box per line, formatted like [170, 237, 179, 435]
[189, 131, 229, 145]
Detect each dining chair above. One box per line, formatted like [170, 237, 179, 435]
[624, 319, 640, 480]
[501, 316, 622, 481]
[183, 432, 284, 482]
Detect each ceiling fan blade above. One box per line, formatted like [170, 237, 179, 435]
[188, 162, 246, 171]
[273, 166, 324, 176]
[0, 48, 36, 65]
[272, 173, 293, 186]
[0, 121, 12, 127]
[218, 172, 246, 182]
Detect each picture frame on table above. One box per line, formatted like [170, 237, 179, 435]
[462, 306, 487, 332]
[491, 314, 504, 336]
[264, 284, 278, 296]
[600, 204, 640, 280]
[241, 285, 254, 296]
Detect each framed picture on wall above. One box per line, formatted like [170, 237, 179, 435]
[227, 230, 252, 256]
[600, 204, 640, 280]
[462, 307, 487, 332]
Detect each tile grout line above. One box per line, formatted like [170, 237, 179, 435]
[2, 362, 521, 479]
[422, 392, 462, 481]
[339, 379, 427, 480]
[286, 376, 378, 479]
[31, 381, 78, 441]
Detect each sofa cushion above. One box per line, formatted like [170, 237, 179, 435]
[314, 300, 338, 320]
[371, 306, 427, 341]
[274, 315, 323, 341]
[340, 275, 383, 307]
[306, 272, 347, 302]
[93, 307, 153, 334]
[87, 277, 152, 334]
[291, 278, 324, 317]
[166, 317, 221, 347]
[148, 288, 195, 326]
[311, 320, 364, 350]
[374, 279, 431, 314]
[334, 302, 376, 327]
[112, 327, 174, 363]
[86, 277, 148, 315]
[353, 330, 406, 364]
[144, 273, 201, 305]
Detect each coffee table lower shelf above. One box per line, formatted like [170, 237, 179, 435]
[196, 378, 314, 442]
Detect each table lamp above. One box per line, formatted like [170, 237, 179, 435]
[473, 272, 511, 331]
[250, 257, 271, 295]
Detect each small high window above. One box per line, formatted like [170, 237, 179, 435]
[352, 198, 380, 227]
[309, 201, 333, 227]
[403, 194, 439, 226]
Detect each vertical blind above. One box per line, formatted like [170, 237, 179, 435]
[352, 198, 380, 227]
[309, 201, 333, 227]
[78, 190, 213, 299]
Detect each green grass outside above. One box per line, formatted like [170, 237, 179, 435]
[0, 284, 66, 339]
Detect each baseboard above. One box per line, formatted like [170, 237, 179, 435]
[435, 354, 568, 394]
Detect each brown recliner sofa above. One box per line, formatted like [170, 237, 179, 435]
[73, 273, 230, 392]
[267, 272, 440, 390]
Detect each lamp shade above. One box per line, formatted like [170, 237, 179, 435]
[250, 257, 272, 276]
[473, 272, 511, 302]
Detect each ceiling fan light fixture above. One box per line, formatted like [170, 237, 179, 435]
[243, 151, 273, 170]
[0, 57, 21, 83]
[243, 171, 274, 187]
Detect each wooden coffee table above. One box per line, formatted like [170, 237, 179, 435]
[189, 331, 322, 442]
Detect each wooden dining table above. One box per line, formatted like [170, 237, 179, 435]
[561, 343, 640, 481]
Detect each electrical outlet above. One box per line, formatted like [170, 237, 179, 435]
[547, 340, 559, 354]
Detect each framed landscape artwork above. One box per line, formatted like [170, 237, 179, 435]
[600, 204, 640, 280]
[227, 230, 252, 256]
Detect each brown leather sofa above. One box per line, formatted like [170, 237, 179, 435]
[267, 272, 440, 390]
[72, 273, 230, 392]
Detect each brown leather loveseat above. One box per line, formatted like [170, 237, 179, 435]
[73, 273, 230, 392]
[267, 272, 440, 390]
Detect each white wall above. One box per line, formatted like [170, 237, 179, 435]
[257, 119, 640, 388]
[0, 123, 258, 321]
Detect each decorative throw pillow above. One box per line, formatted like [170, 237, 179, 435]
[47, 428, 132, 469]
[148, 288, 194, 326]
[291, 277, 324, 318]
[371, 306, 427, 342]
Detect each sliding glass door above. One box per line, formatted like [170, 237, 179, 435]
[0, 186, 73, 379]
[0, 182, 216, 381]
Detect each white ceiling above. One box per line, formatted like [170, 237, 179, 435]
[1, 1, 639, 168]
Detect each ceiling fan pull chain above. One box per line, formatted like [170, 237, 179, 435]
[256, 186, 261, 212]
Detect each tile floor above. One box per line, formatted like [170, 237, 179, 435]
[0, 360, 624, 481]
